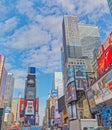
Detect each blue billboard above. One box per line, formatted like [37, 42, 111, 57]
[28, 67, 36, 74]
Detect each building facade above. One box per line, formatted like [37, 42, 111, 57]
[52, 72, 64, 98]
[0, 54, 5, 106]
[78, 24, 101, 61]
[62, 16, 82, 64]
[4, 73, 14, 107]
[107, 0, 112, 15]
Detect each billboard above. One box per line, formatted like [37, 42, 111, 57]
[54, 101, 61, 125]
[97, 32, 112, 76]
[83, 99, 91, 119]
[91, 70, 112, 104]
[26, 87, 35, 99]
[52, 89, 58, 97]
[28, 67, 36, 74]
[58, 95, 65, 112]
[66, 82, 77, 103]
[68, 103, 77, 120]
[19, 98, 24, 118]
[25, 100, 34, 115]
[74, 65, 87, 90]
[66, 65, 87, 90]
[86, 88, 97, 113]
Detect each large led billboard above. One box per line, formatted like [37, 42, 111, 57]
[74, 65, 87, 90]
[25, 100, 34, 115]
[66, 65, 87, 90]
[91, 70, 112, 104]
[97, 32, 112, 76]
[26, 87, 35, 99]
[66, 82, 77, 103]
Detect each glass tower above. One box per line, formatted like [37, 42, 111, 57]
[78, 24, 101, 61]
[62, 16, 82, 63]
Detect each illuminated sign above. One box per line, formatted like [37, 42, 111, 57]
[91, 70, 112, 104]
[25, 101, 34, 115]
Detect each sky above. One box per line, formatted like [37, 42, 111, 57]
[0, 0, 112, 125]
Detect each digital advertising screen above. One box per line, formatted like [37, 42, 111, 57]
[66, 82, 77, 103]
[66, 66, 74, 87]
[25, 100, 34, 115]
[91, 70, 112, 104]
[97, 32, 112, 76]
[74, 65, 87, 90]
[26, 87, 35, 99]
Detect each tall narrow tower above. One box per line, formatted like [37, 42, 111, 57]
[24, 67, 36, 126]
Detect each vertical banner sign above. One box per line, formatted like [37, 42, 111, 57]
[20, 98, 24, 117]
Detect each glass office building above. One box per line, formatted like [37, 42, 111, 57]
[62, 16, 82, 63]
[107, 0, 112, 15]
[78, 24, 101, 61]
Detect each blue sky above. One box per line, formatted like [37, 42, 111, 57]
[0, 0, 112, 125]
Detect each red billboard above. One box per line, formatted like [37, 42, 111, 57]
[19, 98, 24, 117]
[97, 32, 112, 76]
[36, 98, 39, 112]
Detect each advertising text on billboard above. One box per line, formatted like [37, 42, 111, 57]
[92, 70, 112, 104]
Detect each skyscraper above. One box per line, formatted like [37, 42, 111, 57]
[78, 24, 101, 60]
[52, 72, 64, 98]
[62, 16, 82, 64]
[4, 73, 14, 107]
[107, 0, 112, 15]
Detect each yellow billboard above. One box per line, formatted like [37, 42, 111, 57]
[83, 99, 91, 119]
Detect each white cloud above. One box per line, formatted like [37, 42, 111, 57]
[0, 17, 18, 36]
[7, 24, 51, 49]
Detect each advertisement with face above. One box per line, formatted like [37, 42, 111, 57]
[86, 88, 97, 113]
[74, 65, 87, 90]
[92, 70, 112, 104]
[25, 101, 34, 115]
[66, 82, 77, 103]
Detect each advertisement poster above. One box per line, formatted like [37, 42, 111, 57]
[83, 99, 91, 119]
[92, 70, 112, 104]
[74, 65, 87, 90]
[66, 66, 74, 87]
[20, 98, 24, 117]
[86, 88, 97, 113]
[54, 101, 61, 125]
[68, 103, 77, 120]
[66, 82, 77, 103]
[25, 101, 34, 115]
